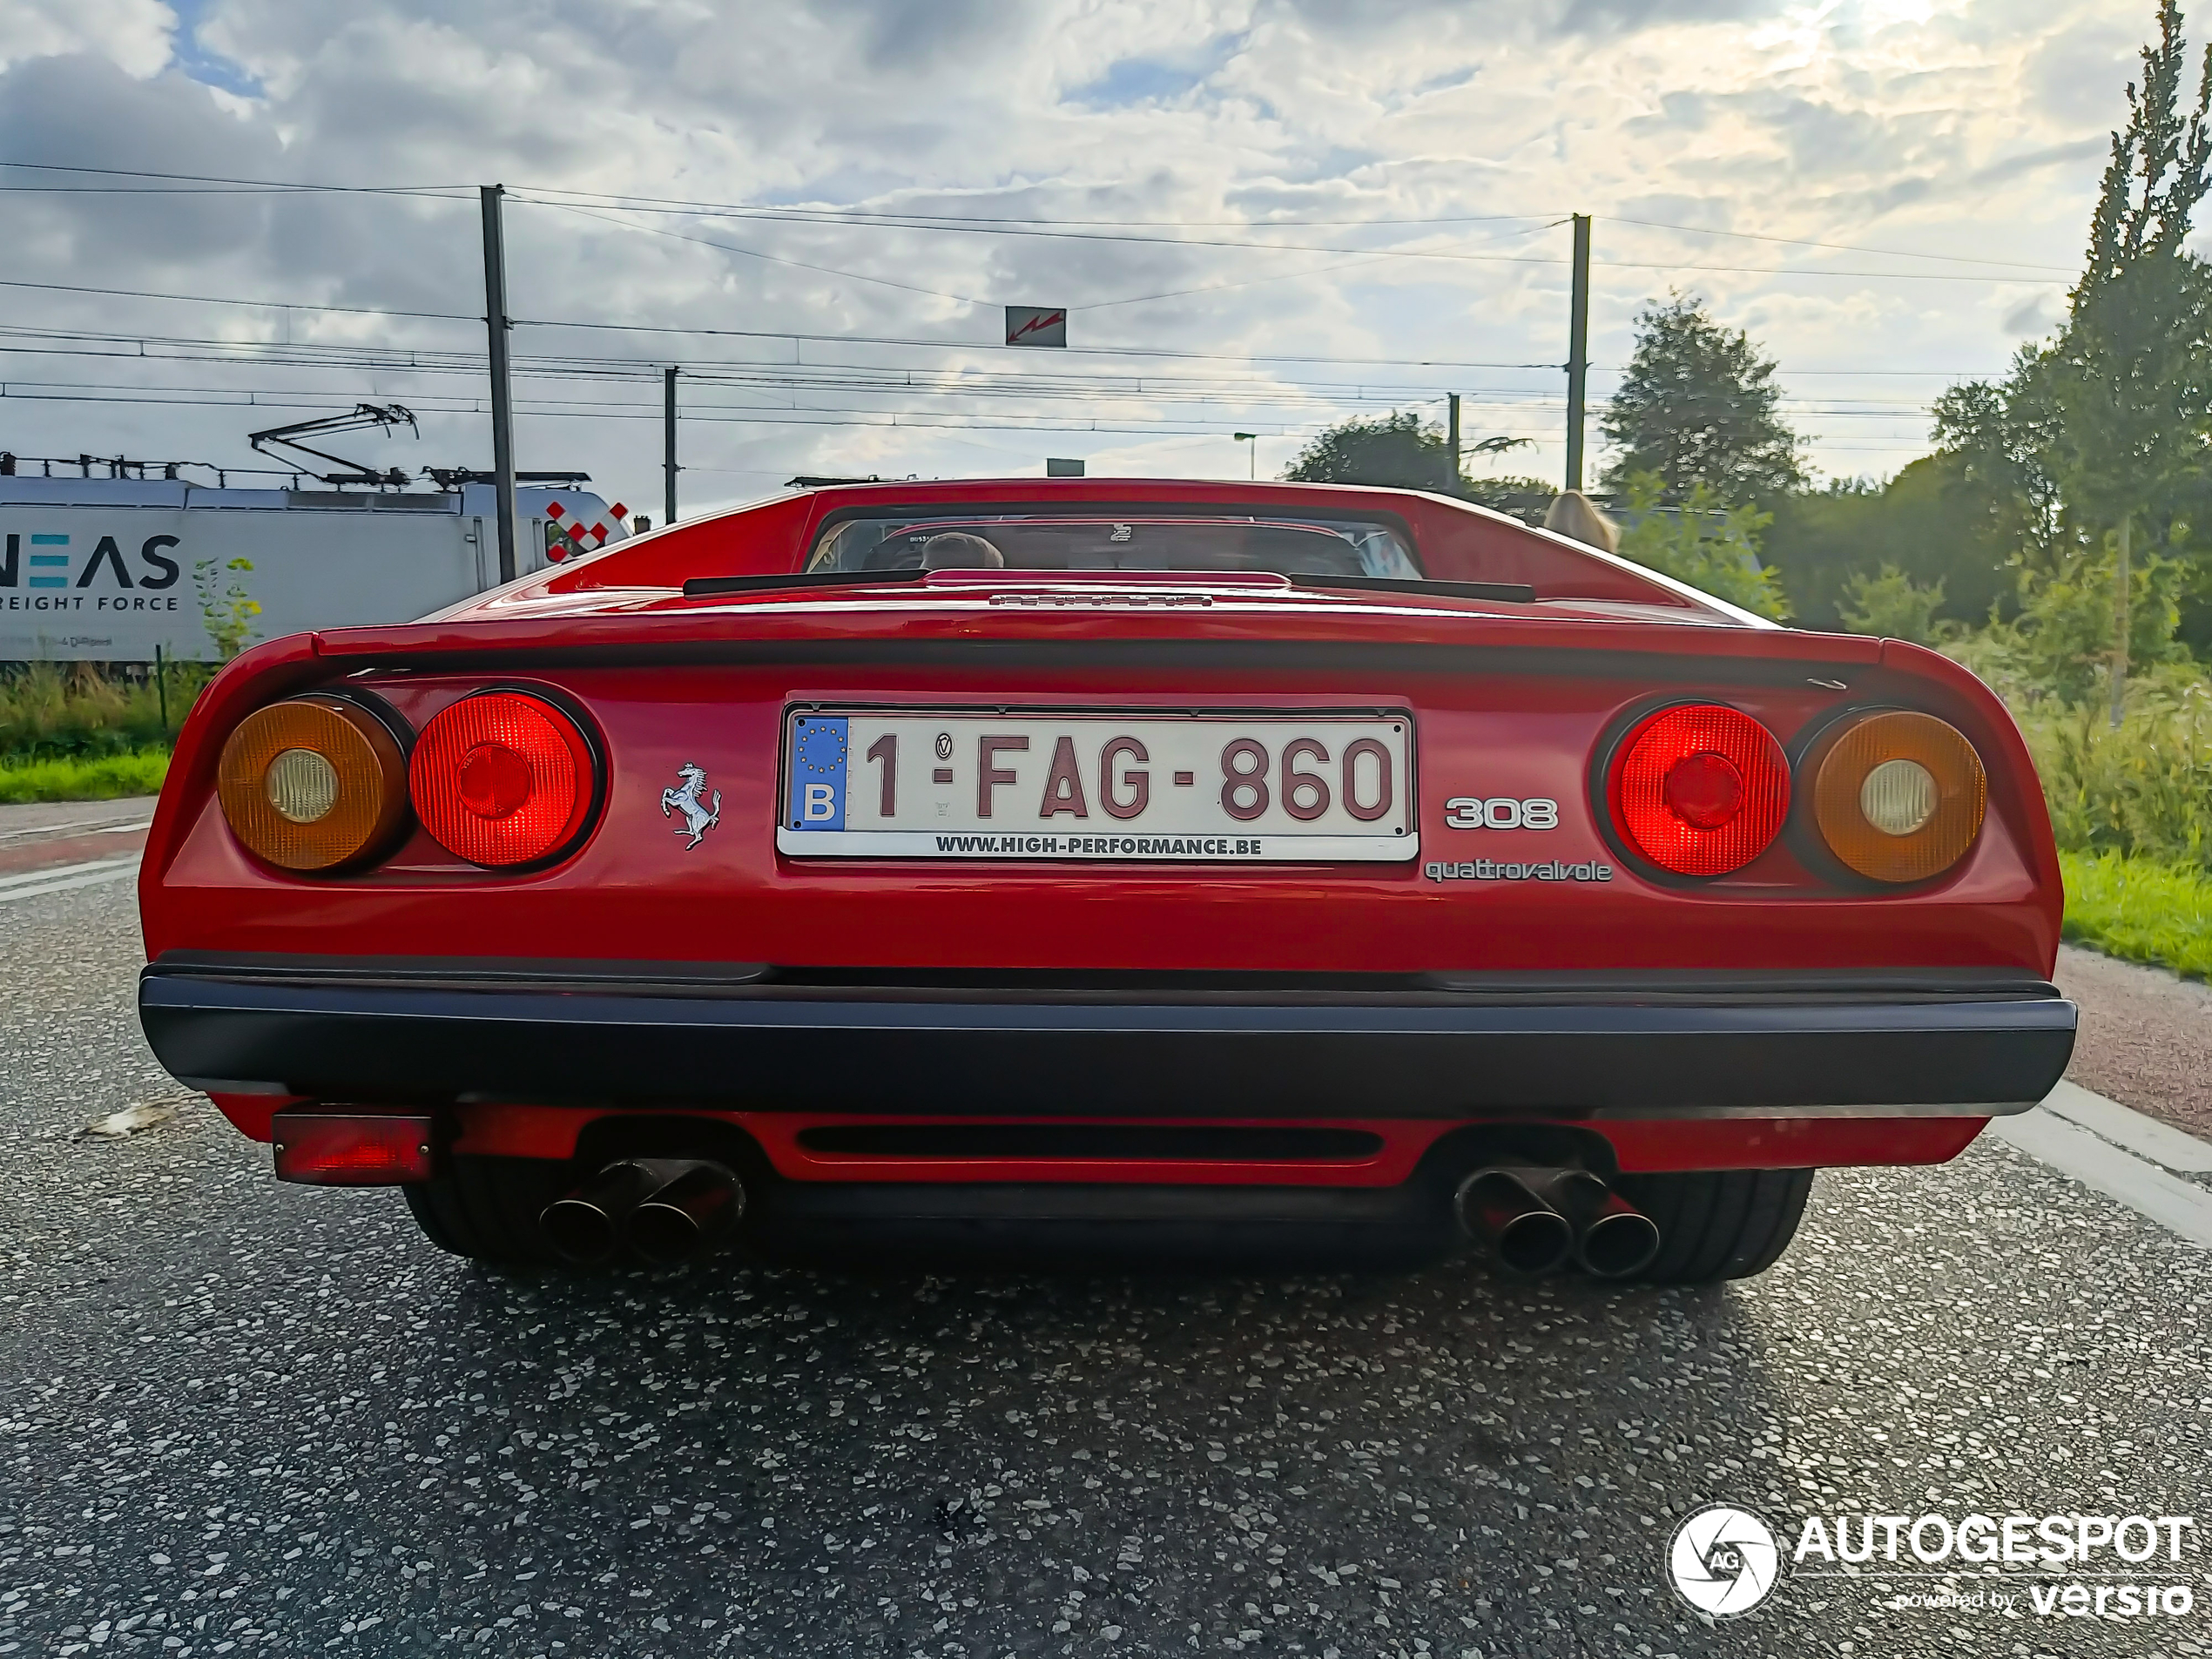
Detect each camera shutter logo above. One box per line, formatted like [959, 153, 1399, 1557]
[1667, 1504, 1783, 1616]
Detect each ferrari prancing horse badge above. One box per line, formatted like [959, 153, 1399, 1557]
[660, 762, 722, 850]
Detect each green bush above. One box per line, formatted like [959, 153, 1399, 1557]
[1614, 473, 1792, 621]
[0, 748, 170, 804]
[1990, 531, 2189, 705]
[0, 662, 208, 765]
[2001, 670, 2212, 870]
[1836, 565, 1952, 644]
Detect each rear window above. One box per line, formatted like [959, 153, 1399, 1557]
[803, 512, 1420, 579]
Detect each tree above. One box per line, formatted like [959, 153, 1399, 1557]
[1932, 2, 2212, 704]
[1459, 474, 1561, 525]
[1285, 412, 1456, 490]
[1929, 371, 2067, 573]
[1760, 454, 2019, 631]
[1284, 410, 1534, 496]
[2048, 0, 2212, 713]
[1600, 293, 1804, 503]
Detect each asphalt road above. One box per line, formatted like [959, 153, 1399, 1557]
[3, 873, 2210, 1659]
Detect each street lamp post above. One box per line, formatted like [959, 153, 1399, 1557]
[1234, 433, 1258, 481]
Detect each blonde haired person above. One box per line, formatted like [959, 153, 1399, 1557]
[920, 530, 1005, 570]
[1543, 489, 1619, 554]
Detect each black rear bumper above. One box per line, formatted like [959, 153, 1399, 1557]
[138, 954, 2076, 1119]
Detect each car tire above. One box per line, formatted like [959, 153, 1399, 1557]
[402, 1156, 574, 1267]
[1610, 1168, 1815, 1284]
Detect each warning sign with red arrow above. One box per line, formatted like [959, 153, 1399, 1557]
[1004, 306, 1068, 347]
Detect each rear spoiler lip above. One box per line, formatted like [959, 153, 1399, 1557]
[292, 635, 1879, 692]
[681, 568, 928, 598]
[305, 608, 1886, 669]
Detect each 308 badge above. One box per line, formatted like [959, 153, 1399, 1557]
[1444, 796, 1559, 830]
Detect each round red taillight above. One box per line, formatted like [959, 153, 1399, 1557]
[408, 691, 596, 867]
[1610, 703, 1790, 877]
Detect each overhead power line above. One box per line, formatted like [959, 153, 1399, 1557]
[0, 274, 478, 322]
[0, 278, 1576, 368]
[1602, 214, 2075, 275]
[0, 320, 2007, 381]
[3, 159, 2076, 279]
[0, 384, 1333, 438]
[534, 199, 1425, 313]
[517, 183, 1563, 231]
[515, 193, 1572, 271]
[531, 199, 995, 307]
[0, 160, 470, 199]
[516, 193, 2066, 285]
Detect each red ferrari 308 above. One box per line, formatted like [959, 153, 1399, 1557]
[136, 477, 2075, 1281]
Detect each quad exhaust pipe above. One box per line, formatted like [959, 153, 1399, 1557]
[1455, 1168, 1576, 1274]
[1454, 1166, 1660, 1279]
[541, 1158, 745, 1266]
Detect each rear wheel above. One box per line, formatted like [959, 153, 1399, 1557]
[1610, 1168, 1815, 1284]
[402, 1155, 574, 1267]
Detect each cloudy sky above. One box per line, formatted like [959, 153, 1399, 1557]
[0, 0, 2172, 514]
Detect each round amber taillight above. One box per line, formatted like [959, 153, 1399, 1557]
[1608, 703, 1791, 877]
[1810, 710, 1986, 884]
[408, 690, 596, 867]
[217, 696, 409, 872]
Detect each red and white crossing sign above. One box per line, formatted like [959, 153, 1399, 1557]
[1005, 306, 1067, 347]
[543, 499, 623, 562]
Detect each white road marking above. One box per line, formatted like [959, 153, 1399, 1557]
[2038, 1078, 2212, 1174]
[0, 856, 139, 905]
[0, 816, 152, 845]
[1991, 1085, 2212, 1248]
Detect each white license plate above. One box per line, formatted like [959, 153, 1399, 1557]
[778, 708, 1417, 862]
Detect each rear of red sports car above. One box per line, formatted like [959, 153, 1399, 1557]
[135, 478, 2074, 1280]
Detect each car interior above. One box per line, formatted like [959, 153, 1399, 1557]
[809, 514, 1423, 579]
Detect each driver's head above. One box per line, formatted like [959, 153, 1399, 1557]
[920, 531, 1005, 570]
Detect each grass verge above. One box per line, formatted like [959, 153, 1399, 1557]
[0, 748, 171, 804]
[2059, 848, 2212, 982]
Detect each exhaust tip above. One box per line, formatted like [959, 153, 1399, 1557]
[1455, 1169, 1575, 1276]
[541, 1195, 620, 1264]
[1494, 1207, 1575, 1275]
[1577, 1209, 1662, 1278]
[1544, 1170, 1662, 1279]
[539, 1159, 666, 1265]
[625, 1163, 745, 1268]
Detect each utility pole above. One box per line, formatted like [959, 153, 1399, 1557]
[1565, 212, 1591, 494]
[1447, 394, 1461, 492]
[664, 368, 680, 523]
[479, 185, 519, 583]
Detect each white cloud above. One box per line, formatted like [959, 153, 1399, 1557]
[0, 0, 174, 79]
[0, 0, 2175, 505]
